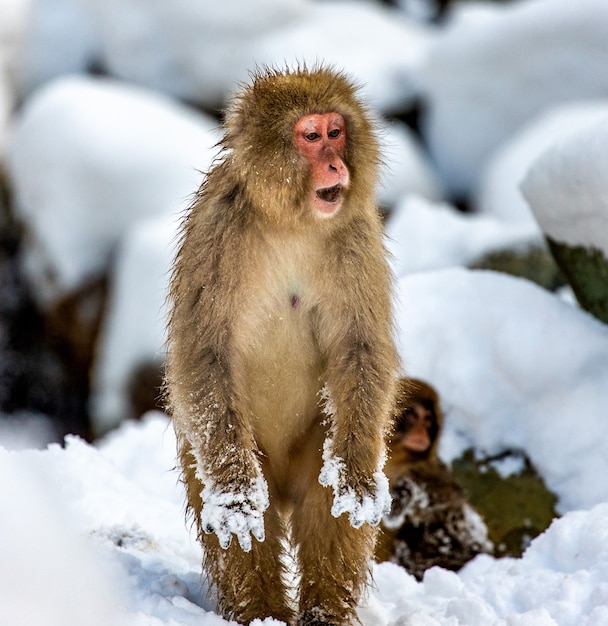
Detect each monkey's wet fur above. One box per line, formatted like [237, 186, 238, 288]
[165, 65, 399, 624]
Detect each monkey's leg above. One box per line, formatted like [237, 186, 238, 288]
[292, 477, 377, 625]
[201, 501, 295, 624]
[176, 435, 293, 622]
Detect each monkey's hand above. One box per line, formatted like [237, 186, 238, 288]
[200, 472, 269, 552]
[382, 477, 430, 530]
[318, 440, 391, 528]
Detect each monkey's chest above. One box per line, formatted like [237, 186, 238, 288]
[236, 287, 325, 449]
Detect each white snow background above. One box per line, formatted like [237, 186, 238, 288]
[1, 0, 608, 624]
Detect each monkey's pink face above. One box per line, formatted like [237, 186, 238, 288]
[396, 404, 434, 454]
[293, 113, 350, 218]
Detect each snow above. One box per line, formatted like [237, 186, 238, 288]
[2, 0, 608, 623]
[84, 0, 307, 108]
[199, 469, 269, 553]
[386, 195, 538, 277]
[0, 449, 124, 626]
[253, 1, 433, 114]
[6, 75, 220, 307]
[378, 121, 444, 208]
[476, 101, 608, 230]
[318, 385, 392, 528]
[319, 435, 391, 528]
[12, 0, 307, 107]
[421, 0, 608, 196]
[394, 268, 608, 515]
[90, 215, 177, 435]
[521, 119, 608, 256]
[3, 411, 608, 625]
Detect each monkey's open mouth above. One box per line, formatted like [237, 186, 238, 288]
[316, 184, 342, 204]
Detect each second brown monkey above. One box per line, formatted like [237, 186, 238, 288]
[165, 66, 399, 625]
[378, 378, 493, 580]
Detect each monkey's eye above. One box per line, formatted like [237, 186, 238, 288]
[305, 132, 321, 141]
[395, 409, 415, 432]
[328, 129, 341, 138]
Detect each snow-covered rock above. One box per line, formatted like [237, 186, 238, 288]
[421, 0, 608, 196]
[13, 0, 308, 107]
[6, 75, 218, 307]
[521, 119, 608, 259]
[521, 118, 608, 324]
[90, 216, 177, 435]
[378, 122, 443, 208]
[386, 195, 537, 277]
[476, 101, 608, 229]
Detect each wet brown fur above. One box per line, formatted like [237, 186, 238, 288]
[165, 66, 399, 624]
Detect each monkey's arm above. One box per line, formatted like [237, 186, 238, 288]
[170, 361, 269, 553]
[317, 240, 399, 528]
[167, 205, 269, 552]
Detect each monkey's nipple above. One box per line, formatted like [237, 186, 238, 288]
[316, 184, 342, 204]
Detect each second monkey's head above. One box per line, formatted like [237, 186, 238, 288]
[389, 378, 443, 465]
[221, 65, 381, 226]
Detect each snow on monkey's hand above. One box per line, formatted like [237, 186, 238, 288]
[200, 473, 269, 552]
[318, 438, 391, 528]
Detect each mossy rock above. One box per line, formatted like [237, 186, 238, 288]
[547, 237, 608, 325]
[452, 449, 558, 558]
[470, 245, 565, 292]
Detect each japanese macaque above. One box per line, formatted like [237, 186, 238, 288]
[377, 378, 492, 580]
[165, 66, 399, 625]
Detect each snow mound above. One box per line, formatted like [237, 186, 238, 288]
[90, 215, 177, 435]
[253, 1, 433, 114]
[521, 118, 608, 256]
[6, 75, 218, 306]
[386, 195, 538, 277]
[421, 0, 608, 196]
[3, 413, 608, 625]
[395, 268, 608, 513]
[476, 100, 608, 229]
